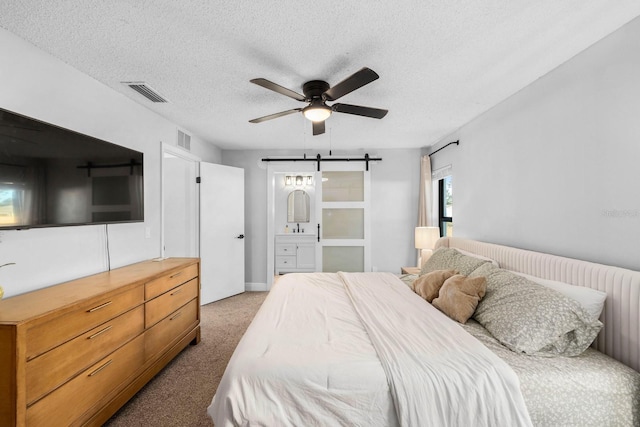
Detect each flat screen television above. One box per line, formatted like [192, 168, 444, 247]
[0, 107, 144, 230]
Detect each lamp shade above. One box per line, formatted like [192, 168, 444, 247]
[415, 226, 440, 249]
[302, 105, 331, 122]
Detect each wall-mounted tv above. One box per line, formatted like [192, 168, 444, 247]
[0, 107, 143, 230]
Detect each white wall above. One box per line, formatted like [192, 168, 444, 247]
[222, 148, 421, 286]
[370, 150, 422, 272]
[0, 28, 221, 297]
[429, 16, 640, 271]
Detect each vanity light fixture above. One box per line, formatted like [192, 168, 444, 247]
[285, 175, 314, 187]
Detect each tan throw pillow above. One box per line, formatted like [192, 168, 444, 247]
[413, 269, 458, 302]
[432, 275, 487, 324]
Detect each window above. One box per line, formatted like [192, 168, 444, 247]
[0, 188, 20, 226]
[438, 176, 453, 237]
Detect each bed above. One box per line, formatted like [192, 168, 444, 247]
[208, 237, 640, 426]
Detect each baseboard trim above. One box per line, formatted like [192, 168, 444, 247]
[245, 282, 268, 291]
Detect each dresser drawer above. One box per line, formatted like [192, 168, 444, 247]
[145, 278, 198, 328]
[145, 263, 199, 300]
[276, 256, 296, 269]
[26, 334, 144, 427]
[26, 286, 145, 360]
[276, 243, 296, 256]
[145, 298, 199, 360]
[26, 305, 144, 405]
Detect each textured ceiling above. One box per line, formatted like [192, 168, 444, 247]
[1, 1, 639, 151]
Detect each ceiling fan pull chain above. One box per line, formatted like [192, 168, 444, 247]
[302, 114, 307, 152]
[330, 127, 332, 156]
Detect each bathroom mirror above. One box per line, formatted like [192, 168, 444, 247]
[287, 190, 310, 222]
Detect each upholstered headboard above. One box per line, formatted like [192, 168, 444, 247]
[435, 237, 640, 372]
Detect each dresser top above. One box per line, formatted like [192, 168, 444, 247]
[0, 257, 199, 323]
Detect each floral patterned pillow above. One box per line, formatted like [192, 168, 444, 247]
[470, 263, 603, 357]
[420, 248, 489, 276]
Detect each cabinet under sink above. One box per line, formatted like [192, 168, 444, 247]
[275, 234, 316, 274]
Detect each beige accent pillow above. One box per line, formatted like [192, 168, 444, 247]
[432, 275, 487, 324]
[413, 269, 457, 302]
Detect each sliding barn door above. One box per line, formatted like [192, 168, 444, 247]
[315, 163, 371, 272]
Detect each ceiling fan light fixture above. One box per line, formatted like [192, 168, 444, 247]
[302, 104, 332, 122]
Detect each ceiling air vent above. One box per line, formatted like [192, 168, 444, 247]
[122, 82, 168, 103]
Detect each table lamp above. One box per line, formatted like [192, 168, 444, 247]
[415, 227, 440, 268]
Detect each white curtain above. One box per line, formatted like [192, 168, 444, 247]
[417, 155, 433, 227]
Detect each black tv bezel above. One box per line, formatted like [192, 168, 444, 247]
[0, 107, 144, 230]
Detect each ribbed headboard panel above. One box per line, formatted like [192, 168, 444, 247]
[435, 237, 640, 372]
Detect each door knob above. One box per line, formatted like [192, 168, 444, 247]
[237, 234, 245, 239]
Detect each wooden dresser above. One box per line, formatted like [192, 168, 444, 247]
[0, 257, 201, 427]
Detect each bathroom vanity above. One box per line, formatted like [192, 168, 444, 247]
[275, 233, 316, 275]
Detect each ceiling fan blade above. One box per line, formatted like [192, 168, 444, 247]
[249, 108, 301, 123]
[0, 132, 39, 144]
[323, 67, 380, 101]
[250, 78, 306, 101]
[312, 121, 325, 136]
[331, 103, 388, 119]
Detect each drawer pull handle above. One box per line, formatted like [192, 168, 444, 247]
[170, 311, 183, 321]
[88, 325, 113, 340]
[87, 301, 112, 313]
[89, 359, 113, 377]
[170, 288, 184, 296]
[170, 271, 183, 279]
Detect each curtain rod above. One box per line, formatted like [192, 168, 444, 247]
[428, 140, 459, 157]
[261, 153, 382, 171]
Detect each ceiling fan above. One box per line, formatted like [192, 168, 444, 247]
[249, 67, 388, 136]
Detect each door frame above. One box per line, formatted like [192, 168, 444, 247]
[160, 143, 201, 258]
[266, 160, 316, 288]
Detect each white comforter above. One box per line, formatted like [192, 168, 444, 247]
[208, 272, 532, 426]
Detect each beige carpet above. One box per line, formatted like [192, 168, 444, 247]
[105, 291, 268, 427]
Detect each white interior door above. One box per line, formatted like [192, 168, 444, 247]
[200, 162, 245, 304]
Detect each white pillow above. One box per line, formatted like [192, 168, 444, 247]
[512, 271, 606, 320]
[454, 248, 500, 267]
